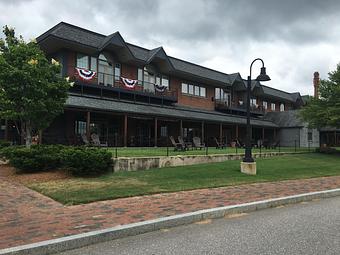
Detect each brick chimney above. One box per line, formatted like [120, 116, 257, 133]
[313, 71, 320, 98]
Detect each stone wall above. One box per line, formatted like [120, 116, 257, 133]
[112, 152, 303, 172]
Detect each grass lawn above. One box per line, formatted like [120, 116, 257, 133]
[27, 153, 340, 205]
[108, 146, 313, 157]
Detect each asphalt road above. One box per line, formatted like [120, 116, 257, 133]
[58, 196, 340, 255]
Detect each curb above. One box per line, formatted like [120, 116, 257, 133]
[1, 188, 340, 255]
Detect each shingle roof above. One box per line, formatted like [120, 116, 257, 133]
[38, 22, 301, 104]
[264, 110, 304, 128]
[66, 94, 278, 128]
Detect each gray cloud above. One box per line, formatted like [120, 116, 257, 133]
[1, 0, 340, 95]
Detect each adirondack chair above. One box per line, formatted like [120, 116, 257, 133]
[91, 133, 108, 147]
[169, 136, 185, 151]
[81, 133, 91, 146]
[193, 136, 205, 150]
[178, 136, 192, 150]
[214, 137, 227, 149]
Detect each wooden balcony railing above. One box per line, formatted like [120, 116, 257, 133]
[70, 68, 177, 100]
[215, 99, 265, 114]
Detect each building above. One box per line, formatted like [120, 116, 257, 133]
[2, 22, 315, 147]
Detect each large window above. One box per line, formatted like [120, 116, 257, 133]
[215, 88, 231, 105]
[271, 103, 276, 111]
[182, 83, 206, 97]
[98, 54, 114, 86]
[114, 63, 121, 81]
[250, 98, 257, 106]
[75, 120, 87, 135]
[280, 103, 285, 112]
[263, 101, 268, 110]
[76, 54, 89, 69]
[137, 67, 169, 92]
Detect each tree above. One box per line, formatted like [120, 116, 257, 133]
[300, 64, 340, 129]
[0, 25, 71, 147]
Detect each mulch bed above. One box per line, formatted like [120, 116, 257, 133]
[0, 164, 71, 184]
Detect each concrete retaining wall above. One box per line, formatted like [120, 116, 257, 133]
[112, 152, 302, 172]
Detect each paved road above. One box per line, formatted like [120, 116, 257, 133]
[59, 196, 340, 255]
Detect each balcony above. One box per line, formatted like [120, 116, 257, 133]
[215, 99, 265, 115]
[69, 68, 177, 104]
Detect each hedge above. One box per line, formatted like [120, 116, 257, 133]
[0, 145, 113, 176]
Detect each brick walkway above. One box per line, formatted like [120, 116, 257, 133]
[1, 176, 340, 249]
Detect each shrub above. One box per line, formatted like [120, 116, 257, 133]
[0, 140, 11, 149]
[0, 145, 65, 172]
[61, 147, 112, 177]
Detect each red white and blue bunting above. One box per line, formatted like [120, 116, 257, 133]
[154, 84, 167, 92]
[121, 77, 138, 89]
[75, 68, 96, 81]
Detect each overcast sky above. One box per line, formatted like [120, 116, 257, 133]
[1, 0, 340, 95]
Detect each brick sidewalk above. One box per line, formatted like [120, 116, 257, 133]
[1, 175, 340, 249]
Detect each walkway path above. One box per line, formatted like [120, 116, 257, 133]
[1, 175, 340, 249]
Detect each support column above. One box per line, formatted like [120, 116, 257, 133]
[201, 121, 204, 142]
[154, 117, 158, 147]
[262, 127, 265, 140]
[180, 120, 183, 137]
[219, 123, 223, 144]
[274, 128, 277, 141]
[124, 114, 128, 147]
[235, 125, 239, 139]
[86, 111, 91, 140]
[334, 131, 337, 146]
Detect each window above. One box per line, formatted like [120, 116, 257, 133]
[90, 57, 97, 72]
[156, 75, 161, 85]
[280, 103, 285, 112]
[76, 54, 89, 69]
[250, 98, 257, 106]
[271, 103, 276, 111]
[182, 82, 206, 97]
[75, 121, 86, 135]
[263, 101, 268, 110]
[200, 87, 206, 97]
[114, 63, 121, 81]
[162, 76, 169, 87]
[181, 83, 188, 93]
[98, 54, 114, 86]
[188, 84, 194, 94]
[160, 126, 168, 137]
[137, 68, 143, 85]
[194, 86, 200, 96]
[215, 88, 231, 104]
[308, 129, 313, 141]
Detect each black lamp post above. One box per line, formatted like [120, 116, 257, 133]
[243, 58, 271, 163]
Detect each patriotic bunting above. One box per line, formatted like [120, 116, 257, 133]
[121, 77, 138, 89]
[154, 84, 167, 92]
[75, 68, 96, 81]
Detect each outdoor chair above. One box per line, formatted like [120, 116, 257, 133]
[178, 136, 192, 150]
[193, 136, 205, 150]
[270, 140, 280, 149]
[169, 136, 185, 151]
[214, 137, 227, 149]
[81, 133, 91, 146]
[91, 133, 108, 147]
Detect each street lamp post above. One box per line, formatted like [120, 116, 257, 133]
[241, 58, 270, 175]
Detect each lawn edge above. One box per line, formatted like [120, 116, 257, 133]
[1, 188, 340, 255]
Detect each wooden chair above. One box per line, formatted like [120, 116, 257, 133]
[81, 133, 91, 146]
[169, 136, 185, 151]
[91, 133, 108, 147]
[214, 137, 227, 149]
[193, 137, 205, 150]
[178, 136, 192, 150]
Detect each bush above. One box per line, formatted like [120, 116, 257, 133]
[0, 145, 65, 172]
[61, 147, 112, 177]
[0, 140, 11, 149]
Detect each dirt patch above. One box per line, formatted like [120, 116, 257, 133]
[0, 164, 71, 184]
